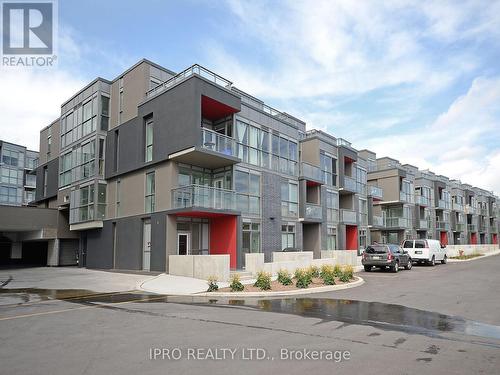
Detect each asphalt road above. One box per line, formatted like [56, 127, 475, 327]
[1, 256, 500, 375]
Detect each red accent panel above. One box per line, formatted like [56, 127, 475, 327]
[306, 180, 321, 187]
[201, 95, 239, 121]
[440, 231, 448, 246]
[492, 233, 497, 245]
[210, 216, 237, 269]
[346, 225, 358, 250]
[471, 232, 477, 245]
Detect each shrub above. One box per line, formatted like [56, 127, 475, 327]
[307, 265, 320, 278]
[320, 264, 336, 285]
[277, 269, 293, 286]
[206, 276, 219, 292]
[343, 265, 354, 280]
[229, 274, 244, 292]
[295, 268, 312, 288]
[339, 271, 350, 283]
[333, 264, 343, 277]
[254, 271, 271, 290]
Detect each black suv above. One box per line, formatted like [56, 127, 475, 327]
[362, 244, 412, 273]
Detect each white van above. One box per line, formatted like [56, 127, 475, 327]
[401, 239, 447, 266]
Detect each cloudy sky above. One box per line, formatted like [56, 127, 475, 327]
[1, 0, 499, 193]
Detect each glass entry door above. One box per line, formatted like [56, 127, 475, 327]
[177, 233, 190, 255]
[142, 220, 151, 271]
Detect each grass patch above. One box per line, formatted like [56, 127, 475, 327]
[450, 253, 484, 260]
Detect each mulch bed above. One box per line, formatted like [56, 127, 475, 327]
[217, 276, 356, 293]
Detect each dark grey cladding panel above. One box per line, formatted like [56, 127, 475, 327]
[150, 212, 166, 272]
[35, 158, 58, 201]
[261, 171, 283, 262]
[338, 146, 358, 163]
[114, 216, 143, 270]
[105, 75, 241, 179]
[86, 226, 113, 269]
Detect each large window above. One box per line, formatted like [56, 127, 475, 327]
[235, 119, 297, 175]
[145, 119, 153, 162]
[327, 226, 337, 250]
[59, 152, 72, 187]
[281, 180, 298, 218]
[320, 153, 337, 186]
[359, 198, 368, 226]
[70, 185, 95, 222]
[281, 224, 295, 250]
[1, 167, 23, 185]
[145, 172, 155, 213]
[235, 169, 260, 215]
[100, 95, 110, 131]
[0, 186, 21, 204]
[326, 189, 339, 222]
[242, 222, 260, 254]
[1, 149, 21, 167]
[61, 94, 98, 149]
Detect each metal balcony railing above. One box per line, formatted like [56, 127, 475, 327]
[171, 184, 236, 211]
[368, 185, 383, 199]
[340, 209, 357, 224]
[201, 128, 237, 157]
[304, 203, 323, 220]
[452, 202, 464, 211]
[437, 199, 451, 210]
[343, 176, 357, 192]
[453, 223, 466, 232]
[300, 162, 323, 182]
[146, 64, 232, 98]
[418, 218, 431, 230]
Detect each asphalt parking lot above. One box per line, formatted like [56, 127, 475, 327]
[1, 256, 499, 375]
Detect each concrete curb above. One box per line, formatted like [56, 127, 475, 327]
[448, 250, 500, 263]
[193, 276, 364, 297]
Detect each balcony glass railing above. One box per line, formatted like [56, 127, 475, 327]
[480, 208, 488, 216]
[436, 221, 450, 231]
[239, 94, 304, 128]
[372, 215, 384, 227]
[300, 162, 323, 182]
[489, 225, 498, 233]
[453, 223, 466, 232]
[400, 191, 412, 203]
[368, 185, 383, 199]
[479, 223, 487, 232]
[305, 203, 323, 220]
[343, 176, 357, 192]
[171, 184, 236, 211]
[385, 217, 409, 228]
[415, 195, 430, 206]
[467, 224, 477, 232]
[437, 199, 451, 210]
[146, 64, 232, 98]
[201, 128, 237, 157]
[340, 209, 357, 223]
[336, 138, 352, 147]
[452, 202, 464, 211]
[418, 219, 431, 230]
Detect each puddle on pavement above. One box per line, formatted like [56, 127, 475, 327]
[2, 287, 500, 343]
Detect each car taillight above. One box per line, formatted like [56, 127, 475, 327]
[425, 240, 429, 248]
[387, 252, 392, 260]
[362, 252, 367, 259]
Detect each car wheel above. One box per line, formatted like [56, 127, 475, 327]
[441, 255, 447, 264]
[430, 256, 435, 266]
[364, 265, 371, 272]
[391, 261, 399, 273]
[405, 258, 412, 270]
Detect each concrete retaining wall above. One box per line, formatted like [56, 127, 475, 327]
[168, 255, 230, 282]
[245, 250, 359, 277]
[445, 244, 499, 257]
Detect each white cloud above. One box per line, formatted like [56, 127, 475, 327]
[359, 77, 500, 194]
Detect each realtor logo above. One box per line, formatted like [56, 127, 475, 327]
[1, 0, 58, 66]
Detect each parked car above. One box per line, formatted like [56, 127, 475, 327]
[401, 239, 447, 266]
[362, 244, 412, 273]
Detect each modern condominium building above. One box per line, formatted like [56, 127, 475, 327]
[0, 140, 38, 206]
[1, 58, 497, 270]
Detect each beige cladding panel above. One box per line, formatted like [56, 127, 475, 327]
[106, 180, 116, 219]
[301, 139, 320, 165]
[109, 80, 119, 129]
[378, 175, 400, 201]
[118, 169, 146, 217]
[155, 161, 178, 211]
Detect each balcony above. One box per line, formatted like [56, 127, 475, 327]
[415, 195, 430, 206]
[340, 209, 357, 224]
[146, 64, 232, 99]
[490, 225, 498, 233]
[372, 215, 384, 227]
[171, 185, 237, 212]
[417, 218, 431, 230]
[399, 191, 412, 203]
[436, 221, 450, 231]
[467, 224, 477, 233]
[453, 223, 466, 232]
[480, 208, 488, 216]
[368, 185, 383, 200]
[479, 222, 487, 232]
[343, 175, 357, 192]
[385, 217, 409, 228]
[303, 203, 323, 221]
[169, 128, 240, 169]
[437, 199, 451, 210]
[452, 202, 464, 211]
[299, 162, 323, 184]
